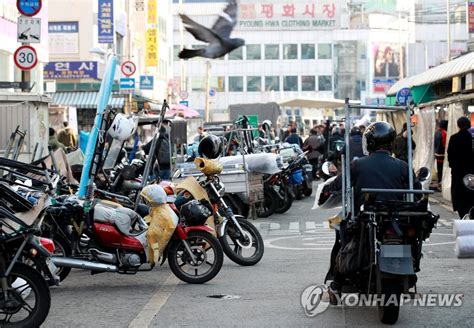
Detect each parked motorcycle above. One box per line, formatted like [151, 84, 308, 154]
[0, 207, 57, 327]
[47, 184, 224, 284]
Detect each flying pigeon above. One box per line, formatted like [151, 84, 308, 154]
[178, 0, 244, 59]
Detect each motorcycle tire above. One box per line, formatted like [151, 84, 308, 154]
[257, 189, 276, 218]
[378, 281, 402, 324]
[0, 263, 51, 328]
[219, 217, 264, 266]
[168, 230, 223, 284]
[275, 188, 294, 214]
[53, 234, 72, 282]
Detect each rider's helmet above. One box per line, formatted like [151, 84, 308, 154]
[198, 135, 224, 159]
[362, 121, 396, 154]
[108, 114, 138, 141]
[140, 184, 167, 207]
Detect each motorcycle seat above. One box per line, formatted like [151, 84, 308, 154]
[93, 204, 142, 236]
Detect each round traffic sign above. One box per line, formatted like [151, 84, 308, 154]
[179, 90, 189, 100]
[14, 45, 38, 70]
[121, 61, 136, 77]
[17, 0, 42, 17]
[209, 88, 216, 97]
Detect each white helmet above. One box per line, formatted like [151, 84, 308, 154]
[108, 114, 138, 141]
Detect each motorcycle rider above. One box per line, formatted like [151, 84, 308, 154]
[323, 121, 419, 301]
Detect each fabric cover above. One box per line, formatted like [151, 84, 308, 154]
[145, 205, 179, 265]
[455, 235, 474, 258]
[453, 220, 474, 237]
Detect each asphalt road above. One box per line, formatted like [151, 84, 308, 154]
[44, 192, 473, 328]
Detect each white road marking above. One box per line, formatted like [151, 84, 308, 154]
[438, 218, 453, 227]
[128, 274, 180, 328]
[289, 222, 300, 232]
[305, 221, 316, 230]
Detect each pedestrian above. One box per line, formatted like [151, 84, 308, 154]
[194, 126, 205, 143]
[48, 127, 66, 152]
[57, 121, 77, 150]
[283, 122, 294, 141]
[392, 123, 416, 162]
[358, 124, 366, 135]
[285, 127, 303, 148]
[434, 120, 448, 189]
[303, 127, 325, 178]
[447, 116, 474, 219]
[329, 126, 344, 152]
[143, 124, 172, 181]
[342, 126, 365, 161]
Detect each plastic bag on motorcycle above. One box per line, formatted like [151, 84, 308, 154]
[179, 200, 212, 226]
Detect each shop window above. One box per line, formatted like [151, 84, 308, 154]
[318, 43, 332, 59]
[246, 44, 261, 60]
[229, 76, 243, 91]
[283, 44, 297, 59]
[265, 76, 280, 91]
[211, 77, 225, 92]
[301, 44, 315, 59]
[301, 76, 316, 91]
[247, 76, 262, 92]
[229, 47, 243, 60]
[283, 76, 298, 91]
[264, 44, 279, 59]
[318, 75, 332, 91]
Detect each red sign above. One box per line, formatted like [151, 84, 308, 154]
[469, 1, 474, 33]
[17, 0, 42, 17]
[121, 61, 136, 77]
[14, 45, 38, 70]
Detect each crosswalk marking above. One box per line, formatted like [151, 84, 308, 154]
[289, 222, 300, 232]
[305, 222, 316, 230]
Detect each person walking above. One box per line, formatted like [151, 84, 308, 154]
[48, 127, 66, 152]
[447, 116, 474, 219]
[434, 120, 448, 190]
[392, 123, 416, 162]
[303, 127, 325, 178]
[341, 126, 365, 161]
[143, 125, 172, 181]
[285, 127, 303, 148]
[57, 121, 77, 150]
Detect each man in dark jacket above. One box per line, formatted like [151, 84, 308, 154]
[392, 123, 416, 162]
[142, 125, 171, 180]
[341, 127, 365, 161]
[303, 127, 325, 178]
[285, 127, 303, 148]
[447, 116, 474, 218]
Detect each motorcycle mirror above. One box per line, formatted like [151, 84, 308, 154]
[463, 174, 474, 191]
[321, 161, 335, 176]
[416, 167, 430, 182]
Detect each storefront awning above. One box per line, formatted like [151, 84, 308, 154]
[279, 97, 360, 109]
[387, 52, 474, 96]
[50, 91, 124, 109]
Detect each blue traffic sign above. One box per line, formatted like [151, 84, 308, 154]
[139, 75, 154, 90]
[17, 0, 42, 17]
[179, 100, 189, 107]
[209, 88, 216, 97]
[396, 87, 412, 106]
[120, 77, 135, 89]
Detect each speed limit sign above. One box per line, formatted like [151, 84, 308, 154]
[14, 45, 38, 70]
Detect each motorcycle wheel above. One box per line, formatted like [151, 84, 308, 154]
[53, 234, 72, 282]
[0, 263, 51, 328]
[378, 282, 401, 324]
[256, 189, 276, 218]
[168, 230, 223, 284]
[275, 188, 293, 214]
[219, 218, 264, 266]
[303, 184, 313, 197]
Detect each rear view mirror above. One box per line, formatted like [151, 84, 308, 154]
[322, 161, 337, 176]
[416, 167, 430, 182]
[463, 174, 474, 191]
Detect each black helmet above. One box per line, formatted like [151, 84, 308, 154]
[363, 122, 396, 153]
[179, 200, 212, 226]
[198, 135, 224, 159]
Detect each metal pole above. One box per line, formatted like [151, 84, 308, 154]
[344, 98, 352, 218]
[405, 105, 414, 201]
[447, 0, 451, 62]
[204, 60, 211, 122]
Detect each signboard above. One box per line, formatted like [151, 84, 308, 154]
[17, 17, 40, 43]
[237, 0, 341, 31]
[209, 88, 216, 97]
[43, 61, 98, 79]
[373, 43, 405, 79]
[48, 22, 79, 54]
[469, 1, 474, 33]
[373, 79, 395, 93]
[140, 75, 154, 90]
[120, 77, 135, 90]
[98, 0, 114, 44]
[14, 45, 37, 70]
[146, 29, 158, 67]
[179, 90, 188, 99]
[17, 0, 42, 17]
[0, 81, 31, 89]
[395, 87, 412, 106]
[121, 61, 136, 76]
[179, 100, 189, 107]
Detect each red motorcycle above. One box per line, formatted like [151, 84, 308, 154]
[47, 185, 224, 284]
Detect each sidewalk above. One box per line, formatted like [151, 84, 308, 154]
[429, 190, 453, 209]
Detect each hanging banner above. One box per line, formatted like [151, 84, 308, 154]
[48, 22, 79, 54]
[469, 0, 474, 33]
[147, 0, 156, 24]
[146, 28, 157, 67]
[98, 0, 114, 44]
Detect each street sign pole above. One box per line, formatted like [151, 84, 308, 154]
[21, 54, 30, 92]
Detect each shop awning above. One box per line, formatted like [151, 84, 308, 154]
[279, 97, 360, 109]
[50, 91, 124, 109]
[387, 52, 474, 96]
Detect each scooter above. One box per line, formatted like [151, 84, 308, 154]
[48, 185, 224, 284]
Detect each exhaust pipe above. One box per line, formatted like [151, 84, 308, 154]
[52, 257, 118, 272]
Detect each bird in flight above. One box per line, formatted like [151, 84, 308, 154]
[178, 0, 244, 59]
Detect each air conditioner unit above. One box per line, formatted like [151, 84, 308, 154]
[45, 80, 56, 93]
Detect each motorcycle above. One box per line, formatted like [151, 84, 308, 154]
[46, 185, 224, 284]
[175, 158, 264, 266]
[0, 206, 57, 327]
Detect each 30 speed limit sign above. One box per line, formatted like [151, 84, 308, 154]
[14, 45, 38, 70]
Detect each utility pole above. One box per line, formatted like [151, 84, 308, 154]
[447, 0, 451, 62]
[204, 60, 211, 122]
